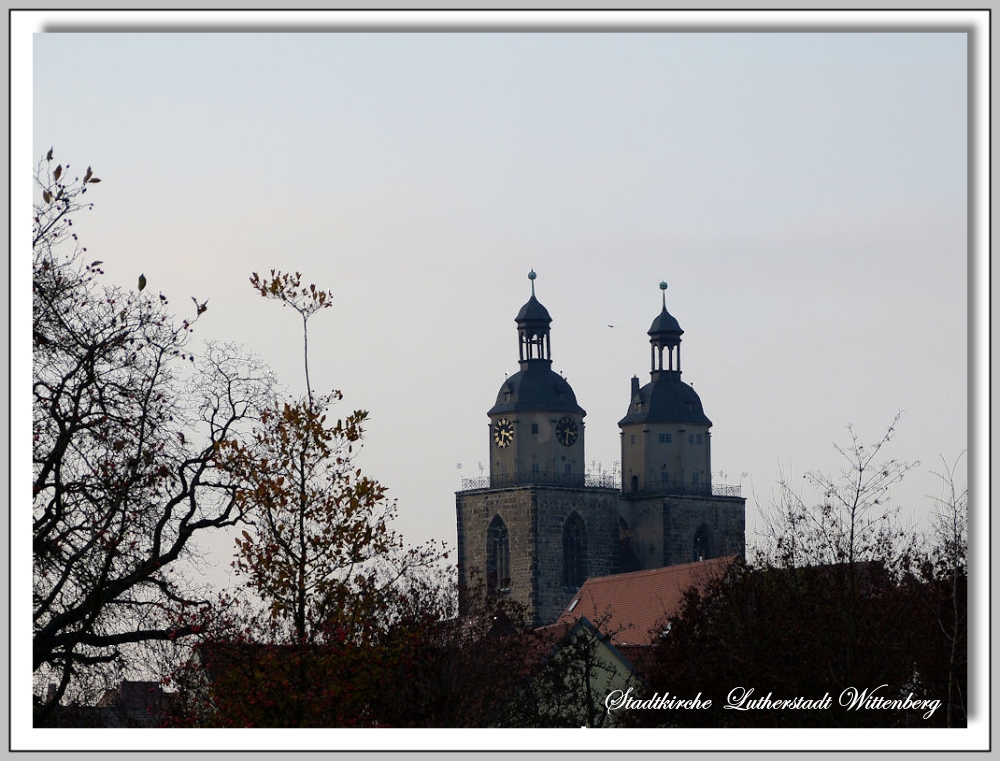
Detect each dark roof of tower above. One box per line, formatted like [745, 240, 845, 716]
[648, 305, 683, 337]
[489, 363, 585, 416]
[618, 374, 711, 427]
[516, 294, 552, 324]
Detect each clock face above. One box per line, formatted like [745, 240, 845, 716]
[556, 416, 579, 447]
[493, 417, 514, 448]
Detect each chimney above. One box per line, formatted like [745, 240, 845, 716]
[630, 375, 640, 399]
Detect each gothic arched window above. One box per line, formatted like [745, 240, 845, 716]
[486, 515, 510, 592]
[562, 511, 588, 589]
[693, 523, 712, 562]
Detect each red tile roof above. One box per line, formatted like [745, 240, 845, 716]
[556, 556, 736, 646]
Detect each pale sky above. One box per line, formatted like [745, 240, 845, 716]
[19, 11, 986, 752]
[29, 25, 971, 573]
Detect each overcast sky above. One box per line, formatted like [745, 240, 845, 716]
[20, 11, 984, 752]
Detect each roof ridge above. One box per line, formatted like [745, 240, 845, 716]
[577, 554, 735, 586]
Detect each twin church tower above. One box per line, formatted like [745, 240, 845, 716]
[456, 272, 746, 626]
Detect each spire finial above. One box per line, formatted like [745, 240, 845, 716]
[660, 280, 668, 308]
[528, 269, 537, 296]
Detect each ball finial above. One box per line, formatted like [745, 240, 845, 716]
[659, 280, 668, 291]
[528, 269, 537, 295]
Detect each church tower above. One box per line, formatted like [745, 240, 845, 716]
[456, 275, 745, 627]
[456, 272, 620, 626]
[618, 282, 745, 569]
[619, 281, 712, 496]
[488, 270, 587, 488]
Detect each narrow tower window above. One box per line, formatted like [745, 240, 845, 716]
[562, 511, 588, 589]
[486, 515, 510, 592]
[693, 523, 712, 562]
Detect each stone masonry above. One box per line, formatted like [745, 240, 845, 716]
[457, 486, 621, 627]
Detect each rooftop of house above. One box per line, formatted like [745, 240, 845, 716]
[556, 555, 736, 647]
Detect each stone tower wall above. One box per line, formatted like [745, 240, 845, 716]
[661, 495, 746, 567]
[620, 422, 712, 492]
[457, 486, 620, 626]
[456, 488, 536, 617]
[531, 487, 620, 627]
[619, 498, 665, 570]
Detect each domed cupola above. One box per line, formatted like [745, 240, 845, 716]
[491, 270, 584, 416]
[487, 271, 586, 486]
[619, 281, 712, 496]
[490, 370, 584, 416]
[648, 280, 684, 379]
[515, 270, 554, 365]
[648, 307, 682, 336]
[620, 281, 710, 426]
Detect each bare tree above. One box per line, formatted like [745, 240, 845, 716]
[636, 420, 964, 728]
[927, 452, 968, 577]
[757, 411, 919, 573]
[746, 413, 924, 721]
[32, 152, 273, 723]
[916, 453, 967, 726]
